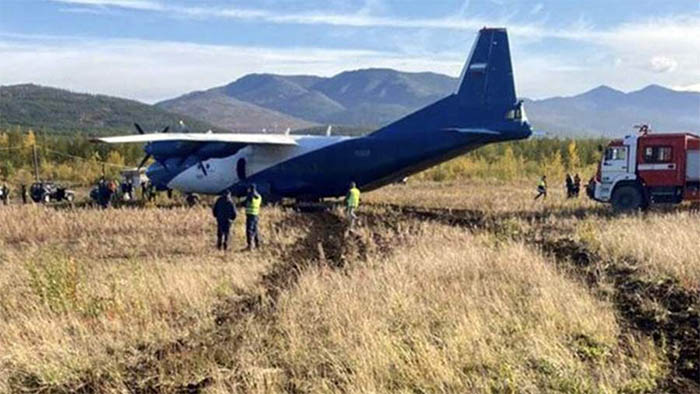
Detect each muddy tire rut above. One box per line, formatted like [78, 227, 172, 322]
[121, 210, 417, 393]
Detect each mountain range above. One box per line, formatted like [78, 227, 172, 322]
[157, 69, 457, 132]
[158, 69, 700, 137]
[1, 70, 698, 138]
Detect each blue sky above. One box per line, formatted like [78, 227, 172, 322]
[1, 0, 699, 102]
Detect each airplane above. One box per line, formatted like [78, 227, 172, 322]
[93, 27, 532, 201]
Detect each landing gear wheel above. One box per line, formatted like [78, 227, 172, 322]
[611, 185, 643, 213]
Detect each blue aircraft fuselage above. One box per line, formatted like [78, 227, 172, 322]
[118, 28, 533, 200]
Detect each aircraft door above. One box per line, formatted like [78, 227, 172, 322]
[237, 158, 247, 181]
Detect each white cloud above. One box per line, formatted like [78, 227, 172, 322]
[0, 37, 464, 103]
[674, 83, 700, 92]
[51, 0, 700, 51]
[53, 0, 163, 10]
[648, 56, 678, 73]
[9, 3, 700, 101]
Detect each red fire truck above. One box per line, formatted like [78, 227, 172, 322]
[587, 126, 700, 212]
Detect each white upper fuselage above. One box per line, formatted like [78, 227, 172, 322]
[164, 134, 353, 194]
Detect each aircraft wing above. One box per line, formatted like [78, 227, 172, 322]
[91, 133, 298, 145]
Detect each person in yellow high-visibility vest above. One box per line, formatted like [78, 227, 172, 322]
[345, 181, 361, 227]
[534, 175, 547, 200]
[245, 184, 262, 250]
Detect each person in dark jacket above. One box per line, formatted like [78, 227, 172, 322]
[213, 190, 236, 250]
[573, 173, 582, 197]
[20, 184, 27, 204]
[565, 174, 574, 198]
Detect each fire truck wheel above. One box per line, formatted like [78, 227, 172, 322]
[611, 185, 643, 213]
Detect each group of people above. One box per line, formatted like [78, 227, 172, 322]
[94, 178, 118, 208]
[0, 183, 30, 205]
[212, 184, 263, 251]
[534, 173, 583, 200]
[92, 178, 162, 208]
[565, 173, 582, 198]
[211, 181, 361, 252]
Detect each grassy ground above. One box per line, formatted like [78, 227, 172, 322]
[576, 211, 700, 290]
[0, 179, 697, 392]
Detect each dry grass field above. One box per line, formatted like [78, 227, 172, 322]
[576, 212, 700, 290]
[0, 179, 698, 392]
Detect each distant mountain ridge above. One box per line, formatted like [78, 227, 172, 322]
[159, 70, 700, 137]
[159, 68, 457, 129]
[524, 84, 700, 136]
[0, 84, 218, 134]
[2, 75, 698, 138]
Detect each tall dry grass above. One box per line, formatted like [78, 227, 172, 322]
[0, 204, 302, 390]
[577, 210, 700, 290]
[0, 184, 673, 392]
[364, 179, 598, 214]
[229, 224, 663, 393]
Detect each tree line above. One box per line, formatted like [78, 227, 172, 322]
[1, 125, 607, 187]
[0, 126, 142, 186]
[418, 138, 606, 182]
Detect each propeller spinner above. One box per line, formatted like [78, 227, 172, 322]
[134, 123, 170, 171]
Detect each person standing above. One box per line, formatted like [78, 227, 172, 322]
[141, 181, 148, 201]
[573, 174, 581, 198]
[125, 179, 134, 201]
[0, 183, 8, 205]
[534, 175, 548, 200]
[565, 174, 574, 198]
[20, 184, 27, 204]
[245, 184, 262, 250]
[345, 181, 361, 227]
[212, 190, 236, 251]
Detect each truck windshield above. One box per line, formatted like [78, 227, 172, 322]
[605, 147, 627, 161]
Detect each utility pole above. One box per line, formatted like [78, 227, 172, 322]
[32, 144, 39, 182]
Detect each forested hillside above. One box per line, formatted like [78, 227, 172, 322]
[0, 84, 217, 135]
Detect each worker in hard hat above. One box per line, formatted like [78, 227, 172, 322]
[245, 184, 262, 250]
[345, 181, 361, 227]
[534, 175, 548, 200]
[212, 190, 236, 251]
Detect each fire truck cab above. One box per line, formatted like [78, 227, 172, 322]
[587, 127, 700, 212]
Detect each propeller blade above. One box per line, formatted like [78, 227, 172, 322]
[161, 126, 170, 133]
[137, 154, 152, 170]
[134, 123, 145, 134]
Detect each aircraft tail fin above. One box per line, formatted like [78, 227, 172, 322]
[456, 28, 516, 111]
